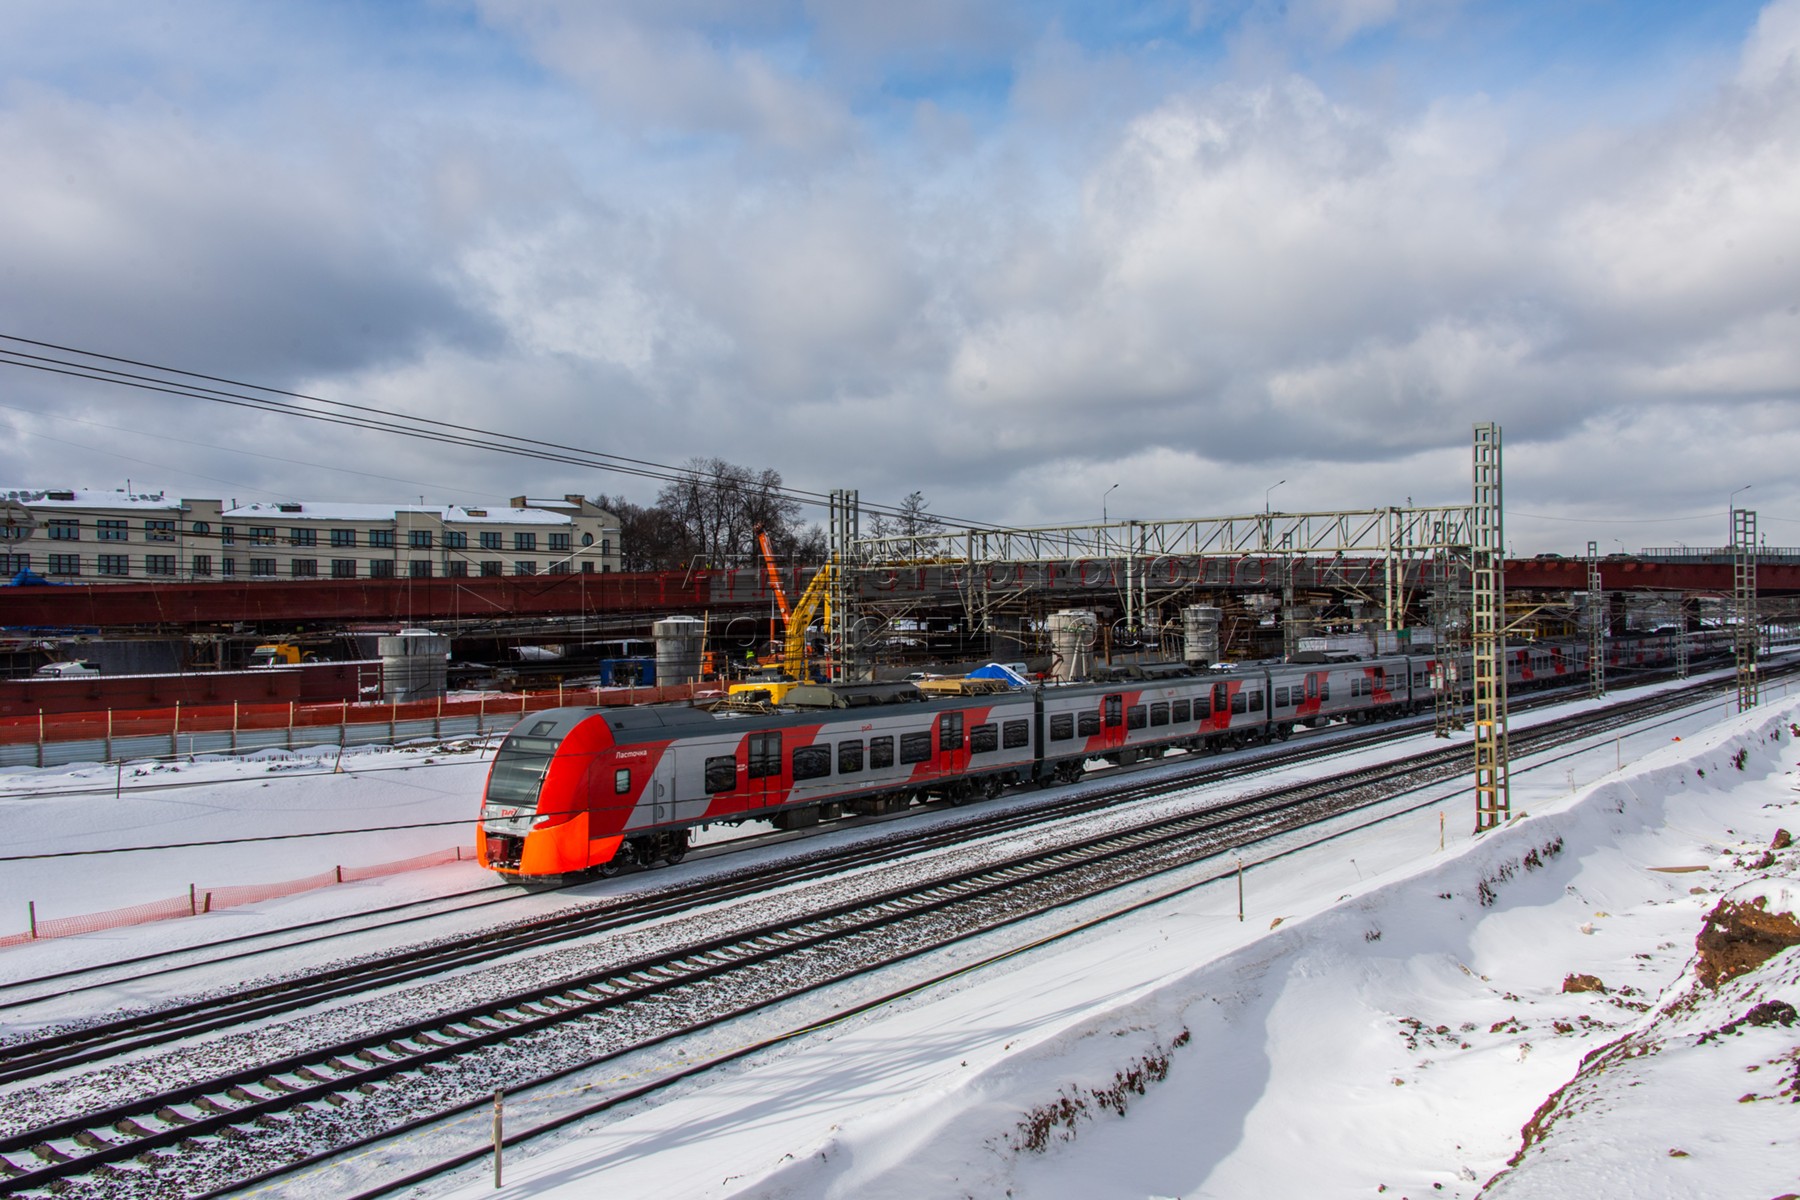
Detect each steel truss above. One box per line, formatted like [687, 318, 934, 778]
[1734, 507, 1759, 711]
[1472, 423, 1510, 832]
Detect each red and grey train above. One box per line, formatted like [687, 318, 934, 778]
[476, 630, 1725, 880]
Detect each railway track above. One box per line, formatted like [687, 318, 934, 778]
[0, 670, 1768, 1198]
[0, 669, 1616, 1075]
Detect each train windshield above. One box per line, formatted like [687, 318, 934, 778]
[485, 735, 559, 810]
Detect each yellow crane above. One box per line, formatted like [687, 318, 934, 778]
[729, 556, 836, 705]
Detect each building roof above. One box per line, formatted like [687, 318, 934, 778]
[2, 488, 181, 512]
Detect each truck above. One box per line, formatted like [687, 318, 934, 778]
[248, 642, 317, 668]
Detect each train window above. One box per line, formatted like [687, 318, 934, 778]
[1150, 702, 1169, 727]
[970, 723, 998, 753]
[1003, 719, 1030, 749]
[1274, 686, 1289, 707]
[1213, 683, 1228, 713]
[1230, 692, 1247, 714]
[1077, 711, 1101, 737]
[485, 736, 557, 809]
[748, 732, 783, 779]
[838, 741, 864, 774]
[1126, 705, 1147, 730]
[704, 755, 737, 793]
[939, 712, 964, 752]
[1103, 695, 1124, 728]
[1171, 699, 1191, 723]
[1245, 692, 1263, 712]
[614, 768, 632, 795]
[1319, 680, 1330, 701]
[528, 720, 556, 736]
[869, 736, 895, 769]
[1050, 713, 1075, 741]
[792, 745, 831, 781]
[900, 731, 932, 764]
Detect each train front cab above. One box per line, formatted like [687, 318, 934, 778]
[478, 709, 633, 878]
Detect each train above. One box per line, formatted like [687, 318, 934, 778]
[475, 628, 1737, 880]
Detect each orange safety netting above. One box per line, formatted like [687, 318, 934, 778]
[3, 845, 479, 949]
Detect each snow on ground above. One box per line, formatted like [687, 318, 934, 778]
[407, 690, 1800, 1200]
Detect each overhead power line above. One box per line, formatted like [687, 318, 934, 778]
[0, 332, 990, 530]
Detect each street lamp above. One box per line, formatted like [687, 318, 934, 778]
[1730, 484, 1753, 551]
[1102, 483, 1119, 524]
[1265, 479, 1286, 515]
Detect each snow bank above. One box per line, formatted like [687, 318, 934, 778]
[732, 703, 1800, 1200]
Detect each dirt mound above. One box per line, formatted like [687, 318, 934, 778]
[1561, 973, 1607, 994]
[1694, 896, 1800, 990]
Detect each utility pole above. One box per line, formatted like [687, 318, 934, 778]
[829, 489, 859, 683]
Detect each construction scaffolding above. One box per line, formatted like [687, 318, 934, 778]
[1471, 423, 1510, 832]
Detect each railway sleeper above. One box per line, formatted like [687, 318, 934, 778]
[28, 1142, 71, 1165]
[0, 1157, 24, 1179]
[73, 1130, 116, 1151]
[152, 1107, 192, 1127]
[193, 1095, 232, 1115]
[258, 1074, 298, 1093]
[112, 1118, 155, 1139]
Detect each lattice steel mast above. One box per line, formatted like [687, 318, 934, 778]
[1734, 506, 1759, 711]
[1586, 540, 1604, 699]
[1472, 423, 1510, 832]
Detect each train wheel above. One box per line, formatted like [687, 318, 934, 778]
[592, 858, 623, 879]
[983, 776, 1005, 800]
[664, 831, 690, 865]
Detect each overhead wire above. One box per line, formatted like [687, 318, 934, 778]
[0, 333, 1004, 531]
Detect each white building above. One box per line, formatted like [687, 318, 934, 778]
[0, 489, 620, 582]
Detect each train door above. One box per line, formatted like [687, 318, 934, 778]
[1212, 682, 1228, 730]
[746, 730, 784, 810]
[1097, 694, 1120, 750]
[647, 755, 673, 826]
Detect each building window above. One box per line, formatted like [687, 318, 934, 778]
[48, 518, 80, 541]
[582, 532, 594, 546]
[220, 558, 236, 577]
[191, 555, 212, 576]
[98, 553, 130, 576]
[146, 554, 176, 576]
[443, 531, 467, 550]
[191, 520, 210, 537]
[513, 561, 537, 575]
[145, 519, 175, 542]
[330, 528, 356, 548]
[331, 559, 357, 578]
[409, 529, 433, 549]
[514, 531, 536, 551]
[480, 531, 502, 550]
[249, 526, 276, 546]
[548, 561, 571, 575]
[221, 525, 236, 545]
[250, 558, 277, 577]
[291, 559, 317, 578]
[1, 553, 29, 573]
[369, 559, 394, 578]
[410, 560, 432, 578]
[582, 561, 595, 574]
[288, 528, 316, 547]
[48, 554, 80, 576]
[98, 519, 129, 542]
[444, 559, 468, 578]
[369, 529, 395, 548]
[601, 538, 611, 558]
[549, 532, 571, 552]
[480, 561, 502, 576]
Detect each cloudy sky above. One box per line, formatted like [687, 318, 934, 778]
[1, 0, 1796, 552]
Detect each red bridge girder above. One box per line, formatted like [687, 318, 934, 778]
[0, 571, 725, 630]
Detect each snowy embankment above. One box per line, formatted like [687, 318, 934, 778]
[431, 697, 1800, 1200]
